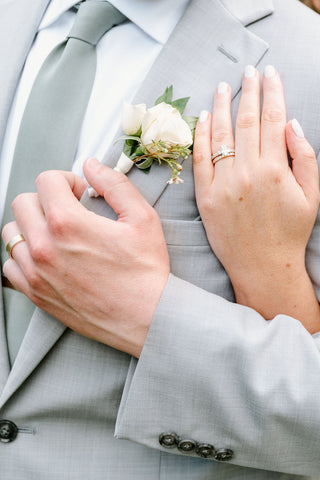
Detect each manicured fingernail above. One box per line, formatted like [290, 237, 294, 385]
[217, 81, 228, 94]
[292, 118, 304, 138]
[199, 110, 209, 123]
[244, 65, 255, 78]
[264, 65, 276, 78]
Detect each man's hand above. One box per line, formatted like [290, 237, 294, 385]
[2, 158, 170, 357]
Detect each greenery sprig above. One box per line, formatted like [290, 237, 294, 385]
[120, 86, 198, 184]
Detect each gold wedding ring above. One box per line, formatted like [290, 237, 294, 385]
[212, 145, 235, 165]
[6, 234, 26, 260]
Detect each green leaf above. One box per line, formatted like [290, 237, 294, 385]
[171, 97, 190, 115]
[135, 157, 154, 170]
[118, 135, 141, 142]
[134, 126, 142, 137]
[132, 145, 146, 158]
[123, 139, 136, 157]
[183, 115, 199, 141]
[155, 85, 173, 105]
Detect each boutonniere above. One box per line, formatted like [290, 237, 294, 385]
[88, 86, 197, 197]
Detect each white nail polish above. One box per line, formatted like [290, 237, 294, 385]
[264, 65, 276, 78]
[244, 65, 255, 78]
[292, 118, 305, 138]
[217, 81, 228, 94]
[199, 110, 209, 123]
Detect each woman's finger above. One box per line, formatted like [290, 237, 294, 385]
[211, 81, 234, 175]
[261, 65, 287, 164]
[286, 119, 319, 203]
[193, 110, 213, 195]
[235, 65, 260, 165]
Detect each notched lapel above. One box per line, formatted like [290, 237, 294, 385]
[0, 0, 50, 395]
[0, 309, 66, 408]
[0, 0, 50, 149]
[82, 0, 271, 218]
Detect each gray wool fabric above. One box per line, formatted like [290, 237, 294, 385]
[2, 0, 320, 478]
[1, 1, 126, 365]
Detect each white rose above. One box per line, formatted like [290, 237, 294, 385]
[121, 101, 147, 135]
[141, 103, 193, 150]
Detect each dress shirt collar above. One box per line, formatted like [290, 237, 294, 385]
[39, 0, 191, 44]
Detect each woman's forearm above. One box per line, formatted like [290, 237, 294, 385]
[232, 263, 320, 334]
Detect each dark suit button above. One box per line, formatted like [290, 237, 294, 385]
[177, 439, 197, 453]
[0, 420, 18, 443]
[215, 448, 234, 461]
[159, 432, 179, 449]
[196, 443, 216, 458]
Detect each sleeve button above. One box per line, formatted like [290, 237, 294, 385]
[177, 439, 197, 453]
[159, 432, 179, 449]
[215, 448, 234, 461]
[195, 443, 216, 458]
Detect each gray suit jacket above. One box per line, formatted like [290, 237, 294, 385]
[1, 0, 320, 478]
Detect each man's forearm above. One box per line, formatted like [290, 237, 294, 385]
[116, 274, 320, 476]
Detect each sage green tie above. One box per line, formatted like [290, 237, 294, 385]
[1, 1, 126, 365]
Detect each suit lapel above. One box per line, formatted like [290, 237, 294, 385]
[0, 0, 50, 151]
[0, 0, 50, 393]
[0, 311, 66, 408]
[82, 0, 272, 216]
[1, 0, 273, 404]
[221, 0, 274, 26]
[0, 299, 9, 392]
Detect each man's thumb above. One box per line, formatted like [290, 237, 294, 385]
[83, 157, 151, 221]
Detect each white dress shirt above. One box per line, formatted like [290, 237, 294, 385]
[0, 0, 190, 221]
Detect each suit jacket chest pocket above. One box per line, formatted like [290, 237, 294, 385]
[161, 219, 235, 301]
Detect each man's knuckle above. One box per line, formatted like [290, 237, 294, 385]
[112, 171, 130, 187]
[105, 172, 131, 197]
[29, 237, 54, 264]
[2, 222, 14, 241]
[138, 205, 157, 225]
[35, 170, 55, 186]
[236, 112, 257, 129]
[47, 208, 71, 236]
[11, 193, 26, 212]
[25, 268, 42, 290]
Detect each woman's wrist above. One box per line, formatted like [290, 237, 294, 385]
[232, 262, 320, 334]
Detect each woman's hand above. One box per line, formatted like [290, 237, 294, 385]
[193, 65, 320, 333]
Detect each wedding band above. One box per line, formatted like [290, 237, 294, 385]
[6, 234, 26, 259]
[212, 145, 235, 165]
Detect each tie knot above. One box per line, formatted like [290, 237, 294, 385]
[68, 1, 127, 46]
